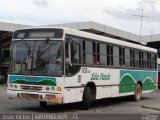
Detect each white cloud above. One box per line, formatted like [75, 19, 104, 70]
[33, 0, 48, 8]
[0, 0, 160, 35]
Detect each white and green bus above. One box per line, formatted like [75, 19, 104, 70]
[7, 27, 157, 110]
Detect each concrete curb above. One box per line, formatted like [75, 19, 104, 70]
[141, 105, 160, 111]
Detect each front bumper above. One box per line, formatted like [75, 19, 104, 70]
[7, 89, 63, 104]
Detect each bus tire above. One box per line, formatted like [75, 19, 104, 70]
[82, 86, 91, 110]
[133, 84, 142, 101]
[40, 101, 47, 107]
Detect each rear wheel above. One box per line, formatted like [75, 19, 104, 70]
[81, 86, 91, 110]
[133, 84, 142, 101]
[40, 101, 47, 108]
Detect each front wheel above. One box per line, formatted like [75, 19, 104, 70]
[133, 84, 142, 101]
[81, 86, 91, 110]
[40, 101, 47, 108]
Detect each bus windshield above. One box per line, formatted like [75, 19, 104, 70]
[10, 40, 63, 76]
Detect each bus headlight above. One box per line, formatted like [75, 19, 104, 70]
[10, 84, 13, 88]
[14, 85, 17, 89]
[46, 87, 50, 91]
[51, 87, 55, 91]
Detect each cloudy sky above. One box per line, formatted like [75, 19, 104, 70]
[0, 0, 160, 35]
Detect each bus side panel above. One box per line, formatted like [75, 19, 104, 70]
[64, 67, 121, 102]
[63, 68, 157, 103]
[63, 87, 84, 103]
[81, 68, 120, 99]
[119, 69, 157, 95]
[63, 69, 84, 103]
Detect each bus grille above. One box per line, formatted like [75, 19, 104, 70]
[20, 85, 42, 91]
[20, 93, 39, 99]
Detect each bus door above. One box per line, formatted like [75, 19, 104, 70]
[64, 37, 82, 102]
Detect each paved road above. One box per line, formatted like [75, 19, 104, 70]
[0, 84, 160, 120]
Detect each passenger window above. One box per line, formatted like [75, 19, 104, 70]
[71, 43, 80, 64]
[125, 48, 130, 67]
[135, 50, 139, 68]
[151, 53, 157, 69]
[113, 46, 119, 67]
[83, 41, 92, 65]
[107, 45, 110, 66]
[143, 52, 147, 68]
[99, 43, 107, 65]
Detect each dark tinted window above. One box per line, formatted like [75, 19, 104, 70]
[113, 46, 119, 66]
[71, 43, 80, 64]
[125, 48, 130, 67]
[83, 41, 92, 64]
[99, 44, 107, 65]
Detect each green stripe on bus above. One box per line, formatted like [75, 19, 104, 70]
[119, 74, 136, 93]
[119, 70, 157, 93]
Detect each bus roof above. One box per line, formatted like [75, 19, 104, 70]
[63, 28, 157, 53]
[15, 27, 157, 53]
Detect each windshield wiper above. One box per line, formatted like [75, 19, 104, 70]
[22, 38, 31, 54]
[36, 39, 58, 58]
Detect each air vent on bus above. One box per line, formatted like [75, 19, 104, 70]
[20, 85, 42, 91]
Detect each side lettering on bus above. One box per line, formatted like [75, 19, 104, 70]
[90, 73, 111, 80]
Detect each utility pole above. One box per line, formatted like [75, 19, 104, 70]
[132, 8, 152, 44]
